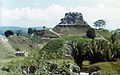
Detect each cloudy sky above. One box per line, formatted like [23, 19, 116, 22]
[0, 0, 120, 30]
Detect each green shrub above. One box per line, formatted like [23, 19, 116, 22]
[4, 30, 14, 37]
[41, 37, 91, 59]
[86, 28, 96, 39]
[41, 39, 65, 59]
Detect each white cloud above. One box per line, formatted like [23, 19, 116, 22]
[1, 4, 120, 30]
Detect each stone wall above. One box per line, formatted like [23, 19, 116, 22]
[58, 12, 88, 25]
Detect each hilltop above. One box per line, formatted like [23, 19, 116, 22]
[53, 12, 91, 36]
[31, 12, 111, 43]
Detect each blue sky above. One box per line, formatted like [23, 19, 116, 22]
[1, 0, 120, 30]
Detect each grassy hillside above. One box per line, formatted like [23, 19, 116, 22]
[0, 35, 34, 66]
[0, 36, 15, 59]
[8, 36, 33, 51]
[53, 25, 112, 38]
[53, 25, 90, 36]
[96, 29, 112, 38]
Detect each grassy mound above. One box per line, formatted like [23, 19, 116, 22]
[0, 36, 15, 59]
[8, 36, 33, 51]
[96, 29, 112, 38]
[53, 25, 90, 36]
[90, 61, 120, 75]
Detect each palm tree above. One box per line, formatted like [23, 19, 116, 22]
[110, 33, 120, 61]
[68, 41, 89, 69]
[88, 39, 112, 64]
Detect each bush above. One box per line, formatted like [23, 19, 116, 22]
[67, 38, 91, 69]
[41, 39, 65, 59]
[4, 30, 14, 37]
[86, 28, 96, 39]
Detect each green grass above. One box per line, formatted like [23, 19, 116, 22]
[0, 37, 15, 60]
[53, 25, 89, 36]
[41, 36, 91, 59]
[0, 71, 9, 75]
[0, 57, 24, 63]
[0, 57, 25, 75]
[51, 59, 74, 66]
[90, 61, 120, 75]
[0, 71, 21, 75]
[8, 36, 33, 51]
[96, 29, 112, 38]
[41, 38, 65, 59]
[51, 59, 120, 75]
[0, 57, 25, 67]
[50, 59, 90, 72]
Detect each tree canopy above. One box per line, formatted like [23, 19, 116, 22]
[93, 19, 106, 29]
[86, 28, 96, 39]
[4, 30, 14, 37]
[28, 28, 36, 35]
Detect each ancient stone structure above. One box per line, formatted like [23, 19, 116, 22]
[34, 12, 91, 37]
[59, 12, 87, 25]
[34, 29, 60, 39]
[53, 12, 91, 36]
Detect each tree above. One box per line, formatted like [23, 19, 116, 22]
[43, 26, 46, 29]
[68, 41, 89, 69]
[28, 28, 37, 35]
[93, 19, 106, 29]
[28, 28, 33, 35]
[4, 30, 14, 37]
[86, 28, 96, 39]
[88, 39, 112, 64]
[110, 33, 120, 60]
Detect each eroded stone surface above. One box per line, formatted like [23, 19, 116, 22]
[58, 12, 88, 25]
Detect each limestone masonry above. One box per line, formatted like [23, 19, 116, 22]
[58, 12, 88, 25]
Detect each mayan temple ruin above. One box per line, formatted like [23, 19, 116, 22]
[59, 12, 87, 25]
[53, 12, 91, 36]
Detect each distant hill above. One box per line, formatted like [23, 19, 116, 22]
[0, 26, 28, 35]
[112, 28, 120, 33]
[31, 27, 44, 30]
[0, 26, 43, 35]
